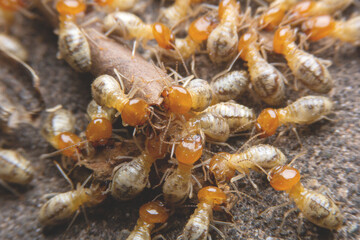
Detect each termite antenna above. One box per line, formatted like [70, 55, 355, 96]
[287, 149, 307, 167]
[235, 132, 263, 154]
[53, 160, 74, 190]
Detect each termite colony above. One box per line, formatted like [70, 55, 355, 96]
[0, 0, 359, 239]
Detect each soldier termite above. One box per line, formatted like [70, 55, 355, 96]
[238, 30, 286, 106]
[56, 0, 91, 72]
[204, 101, 256, 133]
[207, 0, 241, 63]
[210, 70, 250, 103]
[273, 26, 333, 93]
[110, 135, 168, 201]
[127, 201, 169, 240]
[258, 0, 300, 31]
[255, 95, 333, 137]
[91, 74, 151, 126]
[301, 15, 360, 45]
[0, 149, 34, 194]
[176, 186, 227, 240]
[85, 100, 116, 146]
[264, 165, 343, 231]
[38, 164, 106, 227]
[41, 108, 82, 159]
[163, 134, 203, 206]
[209, 144, 287, 190]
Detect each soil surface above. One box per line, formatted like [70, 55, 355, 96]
[0, 1, 359, 240]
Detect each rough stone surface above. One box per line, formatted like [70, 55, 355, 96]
[0, 3, 359, 240]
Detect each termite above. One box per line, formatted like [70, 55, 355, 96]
[56, 0, 91, 72]
[288, 0, 353, 20]
[207, 0, 241, 63]
[204, 101, 256, 133]
[209, 144, 287, 189]
[301, 15, 360, 45]
[176, 186, 227, 240]
[266, 165, 343, 230]
[259, 0, 300, 31]
[0, 33, 28, 61]
[0, 149, 34, 185]
[161, 85, 193, 114]
[91, 74, 151, 126]
[256, 95, 333, 137]
[41, 108, 82, 159]
[127, 201, 169, 240]
[210, 70, 249, 103]
[85, 100, 116, 146]
[163, 133, 203, 206]
[238, 30, 286, 106]
[38, 173, 106, 226]
[95, 0, 138, 11]
[111, 135, 168, 201]
[273, 26, 333, 93]
[185, 79, 214, 112]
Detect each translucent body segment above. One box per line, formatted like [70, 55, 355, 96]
[197, 186, 227, 206]
[85, 118, 112, 145]
[139, 201, 169, 224]
[56, 0, 86, 16]
[255, 108, 279, 137]
[189, 15, 218, 43]
[175, 134, 203, 165]
[152, 22, 175, 49]
[301, 15, 336, 41]
[269, 166, 301, 191]
[121, 98, 150, 126]
[161, 86, 192, 114]
[55, 132, 82, 157]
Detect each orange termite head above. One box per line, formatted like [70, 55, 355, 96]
[121, 98, 150, 126]
[56, 0, 86, 16]
[238, 30, 258, 60]
[301, 15, 335, 42]
[259, 6, 286, 31]
[85, 118, 112, 146]
[288, 1, 315, 20]
[209, 152, 235, 183]
[273, 26, 296, 54]
[198, 186, 227, 207]
[189, 15, 218, 43]
[255, 108, 279, 138]
[94, 0, 114, 6]
[161, 86, 192, 114]
[152, 22, 175, 50]
[139, 201, 169, 224]
[268, 166, 301, 191]
[55, 132, 82, 158]
[175, 134, 203, 166]
[0, 0, 24, 11]
[218, 0, 240, 19]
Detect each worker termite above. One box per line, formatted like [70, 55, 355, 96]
[91, 74, 151, 126]
[259, 0, 300, 31]
[185, 79, 214, 112]
[85, 100, 116, 146]
[0, 149, 34, 188]
[127, 201, 169, 240]
[176, 186, 227, 240]
[301, 15, 360, 45]
[207, 0, 241, 63]
[0, 33, 28, 61]
[111, 135, 168, 201]
[41, 108, 82, 159]
[163, 134, 203, 206]
[238, 30, 286, 106]
[273, 26, 333, 93]
[56, 0, 91, 72]
[204, 101, 256, 133]
[95, 0, 139, 11]
[38, 170, 106, 227]
[265, 165, 343, 230]
[209, 144, 287, 189]
[256, 95, 333, 137]
[288, 0, 353, 21]
[210, 70, 249, 103]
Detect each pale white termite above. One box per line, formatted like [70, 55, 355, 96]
[204, 101, 255, 133]
[177, 186, 227, 240]
[0, 33, 28, 61]
[211, 70, 249, 102]
[185, 79, 214, 112]
[0, 149, 34, 185]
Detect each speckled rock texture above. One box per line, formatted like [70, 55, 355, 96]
[0, 2, 359, 240]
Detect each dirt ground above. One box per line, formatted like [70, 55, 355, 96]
[0, 1, 359, 240]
